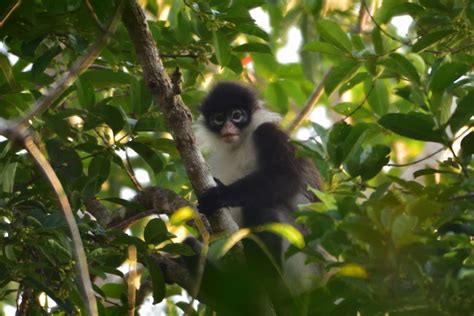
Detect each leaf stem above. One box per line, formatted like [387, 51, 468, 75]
[286, 67, 333, 134]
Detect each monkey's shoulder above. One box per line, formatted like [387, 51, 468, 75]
[253, 122, 291, 149]
[252, 122, 296, 166]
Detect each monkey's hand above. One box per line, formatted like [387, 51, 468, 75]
[197, 178, 229, 215]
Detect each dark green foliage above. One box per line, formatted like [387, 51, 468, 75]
[0, 0, 473, 315]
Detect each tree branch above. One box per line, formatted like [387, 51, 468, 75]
[286, 67, 333, 134]
[84, 188, 213, 303]
[121, 0, 239, 235]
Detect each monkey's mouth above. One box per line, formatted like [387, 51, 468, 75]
[221, 133, 239, 142]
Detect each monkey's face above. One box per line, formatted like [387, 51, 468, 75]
[207, 107, 250, 143]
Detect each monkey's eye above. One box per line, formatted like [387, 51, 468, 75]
[230, 109, 246, 123]
[210, 113, 225, 126]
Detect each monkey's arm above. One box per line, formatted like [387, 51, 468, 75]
[198, 123, 301, 215]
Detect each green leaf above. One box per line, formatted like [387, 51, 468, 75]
[302, 41, 347, 57]
[134, 113, 164, 132]
[0, 53, 15, 87]
[32, 46, 61, 79]
[449, 90, 474, 133]
[160, 243, 195, 256]
[391, 214, 418, 247]
[102, 197, 146, 211]
[144, 218, 168, 245]
[407, 197, 442, 220]
[429, 62, 469, 93]
[2, 162, 17, 193]
[460, 132, 474, 157]
[316, 19, 352, 52]
[379, 112, 445, 143]
[419, 0, 448, 10]
[413, 168, 456, 178]
[412, 29, 455, 53]
[125, 141, 164, 174]
[344, 146, 363, 178]
[146, 257, 166, 304]
[372, 28, 384, 55]
[227, 54, 244, 74]
[82, 175, 102, 198]
[75, 77, 95, 109]
[360, 145, 391, 180]
[46, 139, 83, 178]
[265, 81, 288, 113]
[339, 72, 371, 94]
[20, 36, 44, 57]
[26, 277, 74, 313]
[153, 138, 179, 157]
[327, 121, 352, 166]
[174, 12, 192, 44]
[258, 223, 305, 249]
[208, 229, 252, 260]
[213, 31, 231, 66]
[130, 78, 153, 115]
[388, 53, 420, 83]
[333, 102, 359, 116]
[365, 80, 389, 116]
[343, 123, 372, 160]
[81, 69, 133, 86]
[113, 233, 147, 250]
[101, 283, 126, 300]
[307, 188, 337, 210]
[97, 105, 124, 134]
[169, 207, 195, 226]
[325, 60, 360, 95]
[337, 263, 368, 279]
[88, 155, 111, 185]
[232, 43, 272, 54]
[238, 25, 269, 41]
[311, 122, 328, 143]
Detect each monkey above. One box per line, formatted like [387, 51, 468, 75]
[193, 81, 322, 314]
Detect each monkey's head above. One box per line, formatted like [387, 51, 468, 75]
[200, 81, 259, 144]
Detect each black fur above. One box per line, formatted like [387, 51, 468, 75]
[195, 82, 321, 314]
[198, 123, 307, 214]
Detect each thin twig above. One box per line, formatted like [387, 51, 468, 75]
[362, 0, 411, 45]
[387, 147, 444, 167]
[124, 148, 144, 191]
[387, 126, 471, 167]
[286, 67, 333, 134]
[127, 245, 138, 316]
[342, 80, 376, 121]
[0, 0, 21, 27]
[22, 132, 98, 316]
[356, 0, 377, 34]
[186, 212, 210, 314]
[83, 0, 106, 31]
[448, 144, 469, 177]
[160, 53, 200, 59]
[361, 0, 458, 55]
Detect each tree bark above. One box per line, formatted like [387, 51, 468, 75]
[121, 0, 239, 234]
